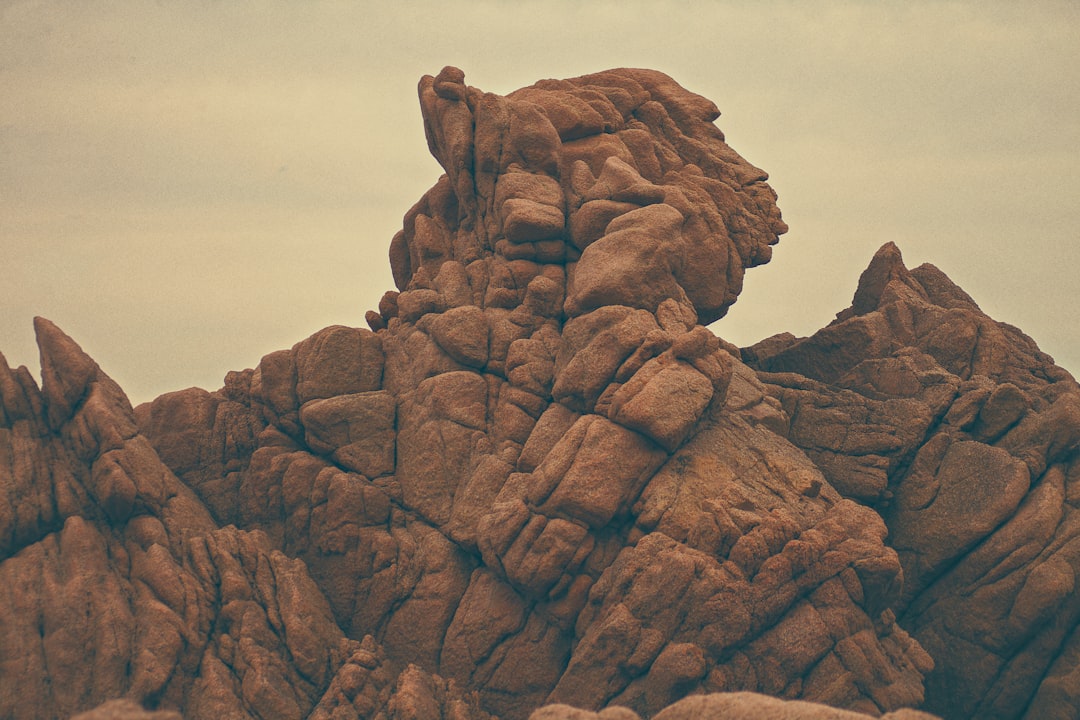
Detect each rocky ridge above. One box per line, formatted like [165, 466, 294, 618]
[1, 68, 1078, 719]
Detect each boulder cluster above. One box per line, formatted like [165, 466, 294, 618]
[2, 68, 1079, 720]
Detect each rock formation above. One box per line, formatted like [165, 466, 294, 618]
[745, 242, 1080, 719]
[1, 67, 1078, 720]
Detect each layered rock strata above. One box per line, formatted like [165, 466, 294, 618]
[1, 67, 1077, 720]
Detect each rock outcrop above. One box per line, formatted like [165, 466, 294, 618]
[745, 242, 1080, 719]
[1, 67, 1077, 720]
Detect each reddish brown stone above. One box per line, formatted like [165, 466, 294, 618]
[18, 67, 1080, 720]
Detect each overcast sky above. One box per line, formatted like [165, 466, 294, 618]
[3, 1, 1078, 406]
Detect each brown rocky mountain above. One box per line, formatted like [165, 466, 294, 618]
[2, 67, 1078, 719]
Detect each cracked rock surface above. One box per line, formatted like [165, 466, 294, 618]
[745, 242, 1080, 719]
[1, 68, 1076, 719]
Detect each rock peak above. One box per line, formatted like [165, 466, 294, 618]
[35, 315, 100, 428]
[849, 241, 926, 316]
[387, 66, 786, 328]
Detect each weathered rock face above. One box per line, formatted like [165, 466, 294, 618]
[745, 242, 1080, 719]
[0, 67, 1076, 720]
[0, 318, 490, 720]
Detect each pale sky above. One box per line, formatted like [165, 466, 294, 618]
[3, 1, 1078, 405]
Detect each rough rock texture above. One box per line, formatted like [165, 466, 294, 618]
[1, 67, 1076, 719]
[0, 318, 488, 720]
[745, 242, 1080, 719]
